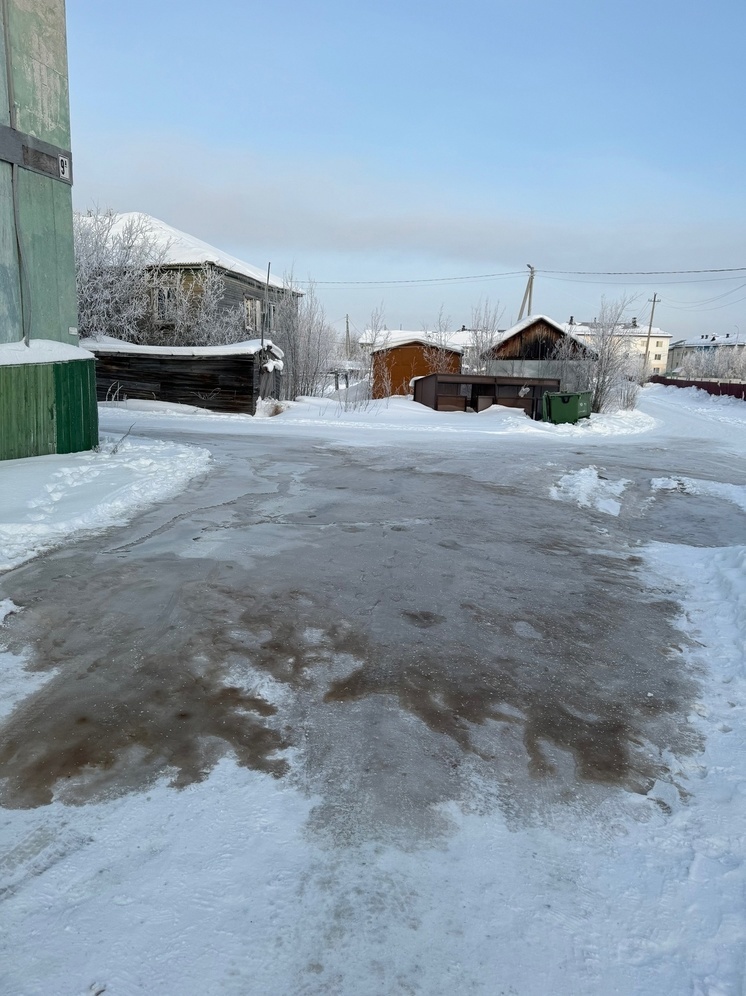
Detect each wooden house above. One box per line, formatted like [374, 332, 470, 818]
[81, 337, 284, 415]
[483, 315, 590, 379]
[100, 213, 299, 338]
[370, 334, 462, 399]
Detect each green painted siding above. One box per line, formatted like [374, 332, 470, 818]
[0, 8, 10, 126]
[54, 358, 98, 453]
[17, 168, 77, 343]
[0, 362, 56, 459]
[0, 164, 22, 344]
[6, 0, 71, 148]
[0, 358, 98, 460]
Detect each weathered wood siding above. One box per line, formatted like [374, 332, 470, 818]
[371, 343, 461, 399]
[93, 351, 280, 414]
[489, 320, 580, 360]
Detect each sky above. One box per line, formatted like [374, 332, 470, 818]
[65, 0, 746, 340]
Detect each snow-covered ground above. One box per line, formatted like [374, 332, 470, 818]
[0, 385, 745, 996]
[0, 435, 210, 573]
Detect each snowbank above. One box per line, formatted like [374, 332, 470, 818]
[0, 436, 210, 572]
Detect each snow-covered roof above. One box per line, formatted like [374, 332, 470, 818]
[563, 321, 672, 339]
[670, 333, 743, 348]
[367, 331, 463, 355]
[0, 338, 94, 366]
[80, 335, 284, 364]
[493, 314, 568, 346]
[104, 213, 289, 291]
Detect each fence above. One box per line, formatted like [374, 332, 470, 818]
[649, 376, 746, 401]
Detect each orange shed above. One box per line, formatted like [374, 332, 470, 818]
[370, 337, 462, 399]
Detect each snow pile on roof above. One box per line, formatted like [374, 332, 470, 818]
[670, 332, 744, 348]
[0, 435, 210, 573]
[106, 213, 289, 290]
[564, 321, 671, 339]
[81, 335, 284, 366]
[0, 339, 94, 366]
[365, 331, 463, 354]
[360, 316, 581, 353]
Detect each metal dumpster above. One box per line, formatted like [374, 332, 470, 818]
[542, 391, 592, 425]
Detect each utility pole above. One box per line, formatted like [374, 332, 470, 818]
[262, 262, 271, 348]
[517, 264, 535, 321]
[345, 314, 351, 359]
[642, 293, 659, 380]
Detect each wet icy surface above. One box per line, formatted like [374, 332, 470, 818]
[1, 387, 745, 995]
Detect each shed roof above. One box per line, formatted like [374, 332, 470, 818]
[81, 335, 284, 364]
[369, 332, 463, 355]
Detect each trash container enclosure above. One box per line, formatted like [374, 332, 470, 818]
[413, 374, 560, 420]
[542, 391, 592, 425]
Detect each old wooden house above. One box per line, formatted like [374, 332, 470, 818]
[369, 333, 462, 398]
[100, 213, 299, 338]
[81, 337, 284, 415]
[483, 315, 590, 379]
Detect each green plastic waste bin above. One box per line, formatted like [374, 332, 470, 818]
[542, 391, 592, 425]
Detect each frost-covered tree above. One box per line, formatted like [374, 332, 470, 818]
[562, 294, 641, 412]
[149, 265, 246, 347]
[466, 298, 504, 373]
[73, 208, 166, 340]
[272, 277, 336, 398]
[677, 344, 746, 380]
[74, 208, 249, 347]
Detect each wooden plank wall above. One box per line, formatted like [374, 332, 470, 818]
[93, 352, 261, 414]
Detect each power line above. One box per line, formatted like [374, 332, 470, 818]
[300, 265, 746, 289]
[541, 266, 746, 276]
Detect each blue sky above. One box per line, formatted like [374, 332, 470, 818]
[66, 0, 746, 337]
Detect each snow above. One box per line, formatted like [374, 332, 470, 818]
[550, 465, 631, 515]
[0, 338, 94, 366]
[0, 436, 210, 573]
[1, 384, 745, 995]
[101, 212, 289, 290]
[80, 334, 284, 365]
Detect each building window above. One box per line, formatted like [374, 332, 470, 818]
[654, 353, 661, 360]
[155, 286, 176, 322]
[655, 340, 662, 347]
[245, 297, 262, 332]
[653, 367, 660, 374]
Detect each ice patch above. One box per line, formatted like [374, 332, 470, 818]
[550, 466, 631, 516]
[651, 476, 746, 513]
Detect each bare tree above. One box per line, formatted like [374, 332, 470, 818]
[677, 344, 746, 381]
[418, 305, 458, 375]
[273, 276, 337, 398]
[73, 208, 166, 340]
[466, 298, 504, 373]
[571, 294, 641, 412]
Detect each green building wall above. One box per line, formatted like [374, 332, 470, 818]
[1, 0, 99, 458]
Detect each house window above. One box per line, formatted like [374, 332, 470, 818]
[655, 340, 662, 347]
[654, 353, 661, 360]
[653, 367, 660, 374]
[155, 286, 176, 322]
[245, 297, 262, 332]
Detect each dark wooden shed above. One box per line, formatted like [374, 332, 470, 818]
[412, 373, 560, 420]
[82, 337, 284, 415]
